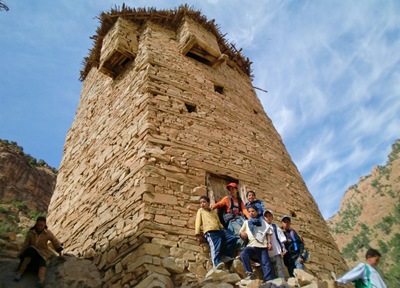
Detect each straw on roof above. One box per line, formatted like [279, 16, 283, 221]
[80, 4, 252, 81]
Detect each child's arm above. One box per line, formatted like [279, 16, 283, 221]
[194, 210, 207, 243]
[265, 225, 273, 250]
[336, 263, 366, 284]
[212, 196, 229, 210]
[194, 209, 203, 236]
[239, 221, 248, 239]
[240, 201, 250, 218]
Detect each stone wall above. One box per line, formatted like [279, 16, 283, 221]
[48, 11, 347, 287]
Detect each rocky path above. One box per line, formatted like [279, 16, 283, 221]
[0, 245, 102, 288]
[0, 257, 40, 288]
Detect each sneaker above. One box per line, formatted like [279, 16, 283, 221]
[244, 272, 256, 280]
[250, 260, 260, 267]
[215, 262, 225, 270]
[220, 255, 234, 263]
[14, 274, 21, 281]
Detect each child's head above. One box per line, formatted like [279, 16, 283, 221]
[248, 205, 258, 218]
[246, 190, 256, 202]
[281, 215, 291, 230]
[226, 183, 238, 196]
[199, 196, 210, 209]
[35, 217, 47, 231]
[263, 210, 274, 224]
[365, 248, 381, 267]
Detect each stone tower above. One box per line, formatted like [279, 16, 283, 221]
[48, 6, 347, 287]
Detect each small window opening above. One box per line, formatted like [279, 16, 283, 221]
[120, 57, 131, 67]
[100, 51, 134, 79]
[214, 85, 224, 94]
[253, 109, 258, 115]
[186, 52, 213, 66]
[291, 211, 297, 218]
[185, 103, 197, 113]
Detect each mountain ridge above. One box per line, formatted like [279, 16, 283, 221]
[327, 139, 400, 286]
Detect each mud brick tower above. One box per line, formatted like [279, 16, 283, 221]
[48, 6, 347, 287]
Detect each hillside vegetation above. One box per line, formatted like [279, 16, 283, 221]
[327, 139, 400, 287]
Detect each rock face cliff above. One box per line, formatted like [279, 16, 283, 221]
[0, 140, 57, 239]
[327, 139, 400, 286]
[47, 6, 348, 287]
[0, 140, 56, 213]
[0, 140, 103, 288]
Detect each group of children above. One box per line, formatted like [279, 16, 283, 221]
[194, 183, 307, 282]
[195, 183, 388, 288]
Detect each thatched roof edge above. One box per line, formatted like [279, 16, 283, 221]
[79, 4, 252, 81]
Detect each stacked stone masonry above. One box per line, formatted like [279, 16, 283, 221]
[48, 8, 348, 287]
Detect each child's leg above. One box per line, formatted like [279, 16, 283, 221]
[221, 230, 238, 258]
[283, 255, 295, 277]
[228, 220, 245, 249]
[259, 248, 273, 281]
[38, 266, 46, 283]
[240, 246, 256, 273]
[295, 258, 304, 270]
[204, 231, 222, 268]
[15, 256, 31, 280]
[274, 254, 286, 279]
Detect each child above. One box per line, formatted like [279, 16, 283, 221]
[245, 190, 265, 217]
[239, 205, 274, 282]
[263, 210, 287, 279]
[212, 183, 249, 248]
[281, 215, 305, 277]
[195, 196, 237, 269]
[336, 248, 387, 288]
[14, 216, 63, 287]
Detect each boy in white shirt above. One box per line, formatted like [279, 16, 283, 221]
[336, 248, 387, 288]
[239, 205, 274, 282]
[263, 209, 287, 279]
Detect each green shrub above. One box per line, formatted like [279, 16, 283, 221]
[10, 200, 27, 210]
[388, 140, 400, 163]
[341, 224, 370, 260]
[377, 165, 389, 175]
[332, 202, 363, 234]
[0, 138, 57, 172]
[7, 214, 19, 222]
[28, 210, 46, 221]
[0, 222, 18, 239]
[381, 233, 400, 286]
[0, 205, 9, 214]
[374, 214, 395, 234]
[378, 240, 388, 254]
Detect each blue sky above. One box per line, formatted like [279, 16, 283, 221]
[1, 1, 399, 219]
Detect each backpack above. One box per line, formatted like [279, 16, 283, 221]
[354, 264, 373, 288]
[289, 230, 309, 261]
[217, 196, 242, 228]
[272, 224, 283, 249]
